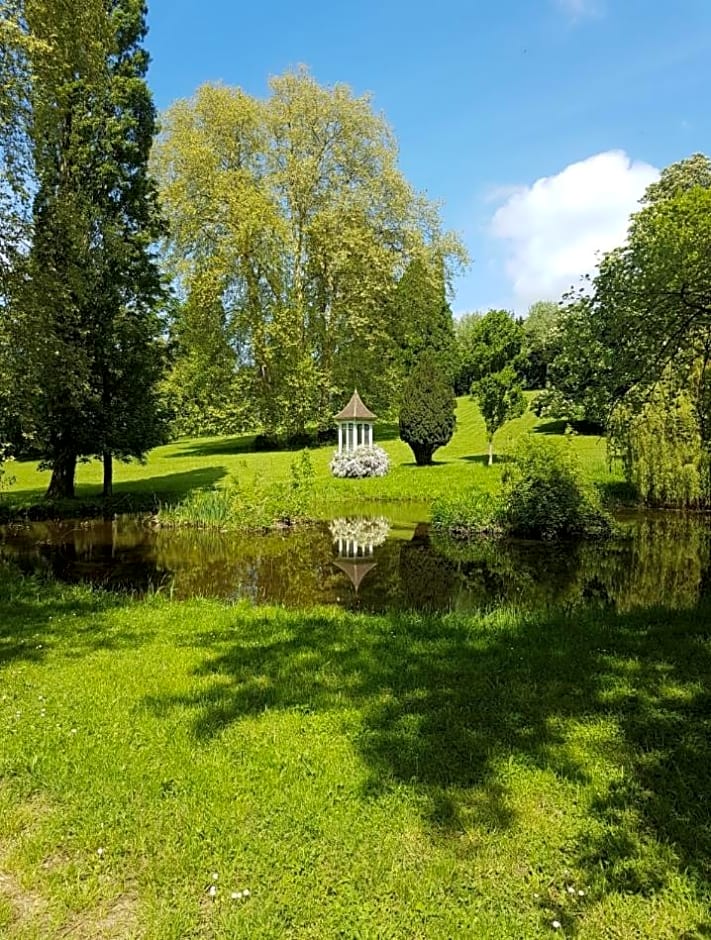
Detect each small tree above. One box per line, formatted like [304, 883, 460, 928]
[472, 366, 526, 465]
[399, 352, 456, 466]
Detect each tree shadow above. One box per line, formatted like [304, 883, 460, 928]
[142, 598, 711, 909]
[534, 419, 605, 437]
[171, 435, 256, 458]
[3, 467, 228, 522]
[459, 453, 510, 465]
[0, 565, 150, 669]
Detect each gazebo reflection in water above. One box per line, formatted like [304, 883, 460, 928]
[329, 517, 390, 593]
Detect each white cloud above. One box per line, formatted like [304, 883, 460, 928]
[490, 150, 659, 309]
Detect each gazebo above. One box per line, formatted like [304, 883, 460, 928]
[334, 390, 376, 454]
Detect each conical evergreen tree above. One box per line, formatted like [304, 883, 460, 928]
[399, 350, 456, 466]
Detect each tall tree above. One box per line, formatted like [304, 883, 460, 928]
[399, 351, 456, 466]
[4, 0, 166, 498]
[153, 71, 467, 437]
[387, 255, 457, 382]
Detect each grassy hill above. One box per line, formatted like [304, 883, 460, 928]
[4, 396, 623, 517]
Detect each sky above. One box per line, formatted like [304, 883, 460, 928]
[145, 0, 711, 315]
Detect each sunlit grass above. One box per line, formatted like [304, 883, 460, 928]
[5, 396, 623, 518]
[0, 567, 708, 938]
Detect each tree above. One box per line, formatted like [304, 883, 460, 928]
[2, 0, 166, 498]
[153, 71, 467, 437]
[609, 370, 707, 508]
[399, 351, 456, 466]
[453, 311, 483, 395]
[522, 300, 563, 389]
[458, 309, 524, 390]
[387, 255, 457, 382]
[538, 155, 711, 432]
[471, 366, 526, 465]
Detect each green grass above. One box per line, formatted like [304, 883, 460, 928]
[1, 567, 709, 938]
[3, 397, 624, 520]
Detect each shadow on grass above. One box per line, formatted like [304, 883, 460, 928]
[2, 466, 228, 523]
[534, 419, 605, 437]
[0, 565, 149, 669]
[144, 600, 711, 907]
[459, 453, 511, 466]
[171, 434, 256, 459]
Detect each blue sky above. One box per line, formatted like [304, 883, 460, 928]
[146, 0, 710, 314]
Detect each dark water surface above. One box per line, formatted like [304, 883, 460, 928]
[1, 511, 710, 613]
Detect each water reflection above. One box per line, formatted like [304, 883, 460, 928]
[0, 512, 709, 614]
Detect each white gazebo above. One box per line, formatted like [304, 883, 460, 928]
[334, 390, 376, 454]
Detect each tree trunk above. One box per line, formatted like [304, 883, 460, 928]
[102, 450, 113, 499]
[488, 439, 494, 466]
[46, 450, 77, 499]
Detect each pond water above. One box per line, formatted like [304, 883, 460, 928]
[1, 511, 710, 614]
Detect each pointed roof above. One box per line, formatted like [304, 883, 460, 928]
[334, 559, 377, 592]
[334, 390, 377, 422]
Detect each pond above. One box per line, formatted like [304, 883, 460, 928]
[1, 510, 710, 614]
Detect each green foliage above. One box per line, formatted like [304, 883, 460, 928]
[387, 255, 458, 384]
[610, 376, 708, 508]
[399, 351, 456, 466]
[154, 70, 467, 437]
[471, 366, 526, 463]
[521, 300, 563, 389]
[533, 298, 613, 427]
[500, 436, 612, 539]
[456, 308, 524, 393]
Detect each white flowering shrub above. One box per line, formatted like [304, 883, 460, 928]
[329, 516, 390, 547]
[330, 445, 390, 478]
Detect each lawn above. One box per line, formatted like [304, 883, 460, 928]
[0, 568, 709, 938]
[4, 397, 623, 518]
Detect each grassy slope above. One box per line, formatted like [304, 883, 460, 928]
[0, 571, 709, 938]
[5, 397, 622, 514]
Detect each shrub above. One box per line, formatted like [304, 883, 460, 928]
[330, 445, 390, 479]
[500, 436, 612, 539]
[431, 436, 612, 541]
[399, 351, 456, 465]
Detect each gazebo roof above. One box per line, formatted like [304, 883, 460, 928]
[334, 559, 377, 592]
[334, 390, 377, 422]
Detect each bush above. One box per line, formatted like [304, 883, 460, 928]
[399, 351, 456, 465]
[330, 445, 390, 479]
[500, 436, 612, 539]
[432, 436, 612, 541]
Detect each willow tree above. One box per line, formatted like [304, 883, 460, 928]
[153, 70, 466, 437]
[3, 0, 166, 498]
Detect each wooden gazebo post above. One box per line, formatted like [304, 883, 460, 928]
[334, 390, 377, 454]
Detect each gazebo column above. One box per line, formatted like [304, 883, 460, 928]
[338, 424, 343, 454]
